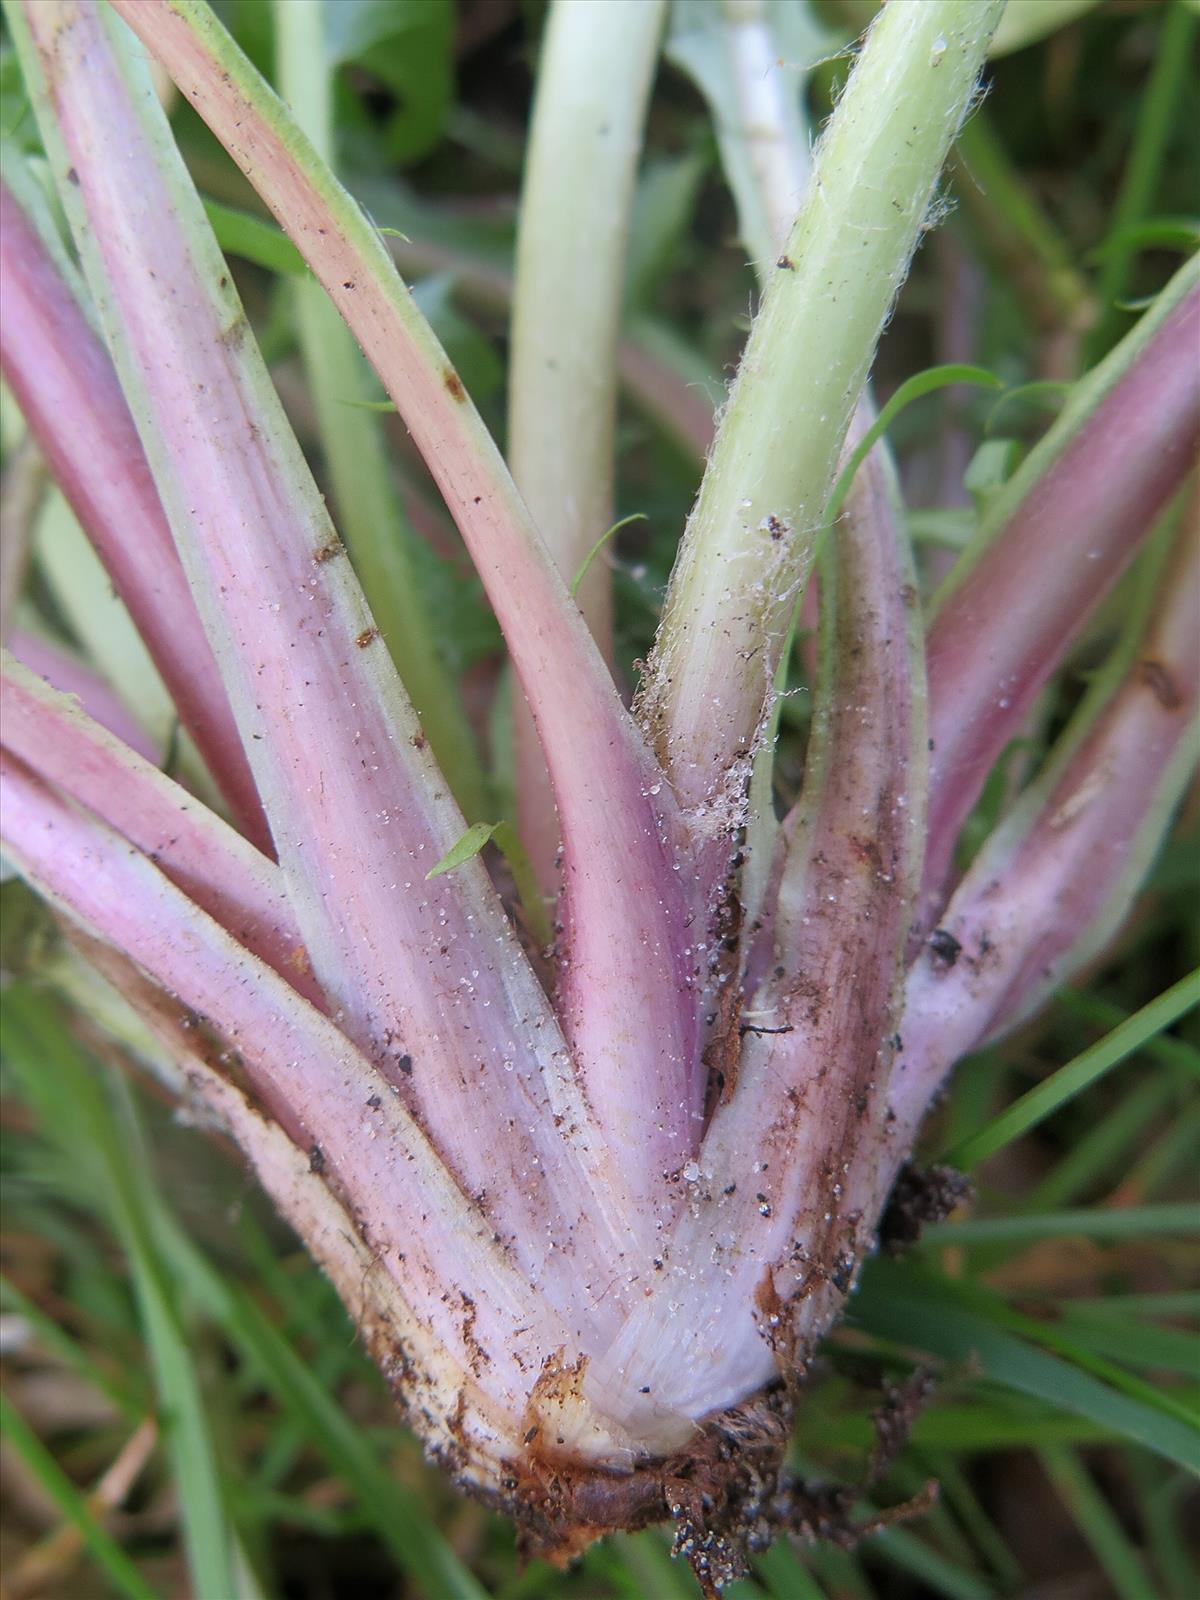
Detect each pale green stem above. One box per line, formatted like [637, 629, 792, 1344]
[638, 0, 1004, 833]
[508, 0, 664, 887]
[718, 0, 836, 931]
[274, 0, 487, 822]
[714, 0, 815, 269]
[33, 488, 177, 752]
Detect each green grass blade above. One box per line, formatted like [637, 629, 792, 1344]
[921, 1452, 1024, 1590]
[874, 1527, 996, 1600]
[604, 1531, 700, 1599]
[752, 1540, 827, 1600]
[1054, 988, 1200, 1076]
[1027, 1073, 1176, 1211]
[1129, 1455, 1199, 1599]
[825, 364, 1001, 527]
[1049, 1309, 1198, 1377]
[1041, 1445, 1156, 1600]
[3, 990, 240, 1599]
[146, 1215, 490, 1600]
[1118, 1099, 1200, 1200]
[0, 1272, 145, 1418]
[0, 1391, 161, 1600]
[1074, 1293, 1199, 1317]
[1088, 0, 1199, 357]
[4, 983, 487, 1600]
[987, 1309, 1200, 1433]
[920, 1202, 1198, 1246]
[851, 1262, 1200, 1472]
[915, 1408, 1112, 1452]
[878, 1265, 1198, 1430]
[942, 971, 1200, 1168]
[810, 1546, 877, 1600]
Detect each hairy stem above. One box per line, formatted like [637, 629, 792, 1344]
[638, 0, 1002, 846]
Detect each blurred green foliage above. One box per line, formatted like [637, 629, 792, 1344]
[1, 1, 1197, 1596]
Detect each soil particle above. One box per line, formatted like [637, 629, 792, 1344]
[880, 1161, 972, 1252]
[927, 926, 962, 967]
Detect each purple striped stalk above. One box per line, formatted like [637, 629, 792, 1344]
[921, 262, 1200, 926]
[895, 500, 1200, 1133]
[0, 753, 597, 1484]
[7, 630, 161, 764]
[0, 171, 269, 850]
[12, 0, 644, 1318]
[2, 0, 1195, 1585]
[584, 438, 927, 1439]
[1, 653, 319, 1004]
[110, 0, 708, 1212]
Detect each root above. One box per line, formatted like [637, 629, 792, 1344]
[467, 1379, 939, 1595]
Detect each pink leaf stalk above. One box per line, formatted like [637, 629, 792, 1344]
[109, 0, 708, 1205]
[12, 0, 645, 1314]
[0, 755, 606, 1485]
[0, 167, 269, 850]
[895, 501, 1200, 1133]
[1, 653, 319, 1003]
[7, 629, 161, 765]
[1, 0, 1196, 1586]
[921, 261, 1200, 923]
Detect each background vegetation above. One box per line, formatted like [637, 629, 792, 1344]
[1, 1, 1197, 1595]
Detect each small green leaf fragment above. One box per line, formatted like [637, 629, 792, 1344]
[570, 512, 647, 598]
[426, 821, 551, 947]
[332, 397, 397, 411]
[426, 821, 501, 878]
[826, 364, 1002, 527]
[1088, 216, 1200, 261]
